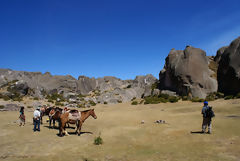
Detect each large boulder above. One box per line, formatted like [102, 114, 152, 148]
[159, 46, 217, 98]
[214, 46, 228, 63]
[217, 36, 240, 95]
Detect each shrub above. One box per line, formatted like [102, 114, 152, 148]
[104, 102, 108, 104]
[131, 101, 138, 105]
[27, 106, 33, 109]
[205, 94, 215, 101]
[89, 100, 96, 106]
[48, 99, 54, 103]
[151, 81, 159, 90]
[131, 97, 136, 101]
[224, 95, 234, 100]
[139, 100, 144, 104]
[235, 93, 240, 98]
[2, 95, 11, 101]
[46, 93, 65, 102]
[158, 93, 169, 99]
[55, 102, 64, 106]
[33, 97, 39, 100]
[144, 96, 167, 104]
[12, 96, 23, 102]
[126, 85, 131, 88]
[0, 105, 4, 109]
[94, 136, 103, 145]
[168, 96, 179, 103]
[117, 100, 122, 103]
[216, 92, 224, 98]
[77, 94, 86, 98]
[191, 97, 204, 102]
[182, 96, 188, 101]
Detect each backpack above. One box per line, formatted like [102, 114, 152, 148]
[206, 106, 215, 118]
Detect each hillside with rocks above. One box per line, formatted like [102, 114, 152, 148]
[0, 36, 240, 107]
[0, 69, 157, 107]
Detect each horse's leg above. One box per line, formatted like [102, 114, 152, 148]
[49, 116, 52, 128]
[77, 121, 82, 136]
[53, 119, 55, 128]
[74, 121, 78, 134]
[40, 116, 43, 124]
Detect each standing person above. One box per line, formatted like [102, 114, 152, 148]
[201, 101, 215, 134]
[33, 106, 41, 132]
[19, 106, 25, 126]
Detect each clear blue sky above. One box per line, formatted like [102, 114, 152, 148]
[1, 0, 240, 80]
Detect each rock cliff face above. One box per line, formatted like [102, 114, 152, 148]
[159, 46, 217, 98]
[0, 69, 157, 104]
[217, 37, 240, 95]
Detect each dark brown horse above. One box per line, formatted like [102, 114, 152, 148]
[48, 107, 63, 128]
[59, 109, 97, 136]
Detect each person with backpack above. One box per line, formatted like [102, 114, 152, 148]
[201, 101, 215, 134]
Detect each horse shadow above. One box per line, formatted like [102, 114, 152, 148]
[190, 131, 204, 134]
[44, 125, 76, 130]
[56, 131, 93, 137]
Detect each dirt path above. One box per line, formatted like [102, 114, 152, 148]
[0, 99, 240, 161]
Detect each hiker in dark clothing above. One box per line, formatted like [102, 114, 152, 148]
[19, 106, 25, 126]
[201, 101, 215, 134]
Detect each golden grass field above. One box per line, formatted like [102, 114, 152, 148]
[0, 99, 240, 161]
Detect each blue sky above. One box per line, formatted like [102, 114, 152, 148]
[0, 0, 240, 80]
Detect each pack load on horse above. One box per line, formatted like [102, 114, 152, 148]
[59, 108, 97, 137]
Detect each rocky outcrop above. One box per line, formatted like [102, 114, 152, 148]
[217, 37, 240, 95]
[0, 69, 157, 104]
[159, 46, 217, 99]
[214, 46, 228, 63]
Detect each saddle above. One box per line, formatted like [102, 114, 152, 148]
[68, 110, 81, 121]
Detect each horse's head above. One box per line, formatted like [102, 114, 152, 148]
[90, 109, 97, 119]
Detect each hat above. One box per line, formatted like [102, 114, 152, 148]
[204, 101, 208, 105]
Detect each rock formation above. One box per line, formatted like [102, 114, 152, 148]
[159, 46, 217, 98]
[0, 69, 157, 104]
[217, 36, 240, 95]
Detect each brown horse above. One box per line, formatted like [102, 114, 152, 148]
[59, 109, 97, 136]
[49, 107, 63, 128]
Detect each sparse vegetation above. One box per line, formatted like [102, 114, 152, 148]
[131, 101, 138, 105]
[191, 97, 204, 102]
[33, 97, 39, 100]
[182, 96, 188, 101]
[46, 93, 65, 102]
[235, 92, 240, 98]
[168, 96, 179, 103]
[55, 102, 64, 106]
[139, 100, 144, 104]
[94, 135, 103, 145]
[224, 95, 234, 100]
[0, 105, 4, 109]
[117, 100, 122, 103]
[151, 81, 159, 90]
[27, 106, 33, 109]
[131, 97, 136, 101]
[89, 100, 96, 106]
[48, 99, 54, 103]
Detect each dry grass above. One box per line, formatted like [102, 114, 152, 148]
[0, 99, 240, 161]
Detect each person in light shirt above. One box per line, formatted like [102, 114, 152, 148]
[33, 106, 41, 132]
